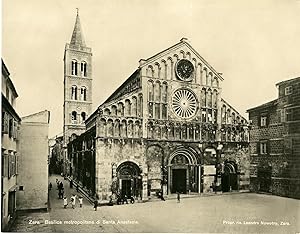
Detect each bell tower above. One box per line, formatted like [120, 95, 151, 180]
[63, 10, 92, 146]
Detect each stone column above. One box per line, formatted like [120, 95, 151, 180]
[142, 179, 148, 201]
[198, 165, 201, 194]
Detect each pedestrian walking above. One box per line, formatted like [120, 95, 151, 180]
[49, 182, 52, 190]
[93, 200, 98, 211]
[60, 181, 64, 190]
[71, 194, 76, 209]
[79, 196, 83, 208]
[63, 196, 68, 209]
[61, 188, 64, 199]
[177, 191, 180, 203]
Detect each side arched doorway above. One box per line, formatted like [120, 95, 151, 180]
[221, 162, 238, 192]
[116, 161, 142, 198]
[168, 147, 200, 194]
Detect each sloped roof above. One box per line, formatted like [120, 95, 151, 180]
[247, 99, 278, 112]
[221, 98, 248, 123]
[2, 59, 18, 97]
[22, 110, 50, 124]
[70, 12, 86, 47]
[139, 38, 224, 81]
[276, 76, 300, 86]
[102, 69, 141, 105]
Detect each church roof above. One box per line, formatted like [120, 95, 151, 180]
[247, 99, 278, 112]
[139, 38, 224, 81]
[70, 11, 86, 47]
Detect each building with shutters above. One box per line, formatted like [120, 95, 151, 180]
[247, 77, 300, 199]
[1, 59, 21, 230]
[66, 30, 250, 202]
[1, 60, 51, 230]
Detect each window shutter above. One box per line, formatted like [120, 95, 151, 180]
[8, 118, 13, 138]
[257, 142, 260, 154]
[15, 154, 18, 175]
[8, 153, 11, 178]
[267, 141, 270, 155]
[13, 120, 16, 139]
[3, 113, 8, 134]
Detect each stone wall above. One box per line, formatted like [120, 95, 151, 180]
[95, 138, 146, 201]
[248, 77, 300, 199]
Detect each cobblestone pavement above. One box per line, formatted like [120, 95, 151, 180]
[11, 175, 300, 233]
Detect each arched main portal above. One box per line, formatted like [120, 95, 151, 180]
[221, 162, 238, 192]
[116, 161, 142, 198]
[168, 147, 200, 194]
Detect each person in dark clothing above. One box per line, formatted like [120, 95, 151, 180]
[61, 188, 64, 199]
[177, 191, 180, 203]
[93, 200, 98, 211]
[49, 182, 52, 190]
[60, 182, 64, 189]
[160, 193, 165, 201]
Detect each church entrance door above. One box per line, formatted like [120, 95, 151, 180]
[116, 161, 142, 198]
[121, 179, 131, 197]
[221, 163, 238, 192]
[172, 169, 187, 193]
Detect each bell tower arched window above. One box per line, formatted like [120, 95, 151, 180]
[81, 61, 87, 77]
[71, 111, 77, 124]
[71, 60, 78, 76]
[81, 112, 86, 122]
[80, 86, 87, 101]
[71, 85, 78, 100]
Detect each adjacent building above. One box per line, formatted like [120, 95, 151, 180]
[17, 110, 50, 210]
[1, 59, 21, 230]
[247, 77, 300, 199]
[65, 17, 250, 203]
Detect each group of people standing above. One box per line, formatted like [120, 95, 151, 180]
[63, 194, 83, 209]
[50, 177, 99, 211]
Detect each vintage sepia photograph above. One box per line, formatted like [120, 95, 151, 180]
[1, 0, 300, 233]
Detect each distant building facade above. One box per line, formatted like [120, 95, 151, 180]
[247, 77, 300, 199]
[49, 136, 64, 175]
[17, 110, 50, 210]
[68, 38, 250, 202]
[1, 60, 21, 231]
[63, 12, 93, 176]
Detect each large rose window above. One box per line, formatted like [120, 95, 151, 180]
[172, 89, 198, 119]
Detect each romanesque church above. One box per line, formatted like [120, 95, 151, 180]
[64, 13, 250, 202]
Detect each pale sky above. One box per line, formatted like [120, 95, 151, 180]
[3, 0, 300, 138]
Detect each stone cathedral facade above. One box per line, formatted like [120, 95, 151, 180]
[67, 33, 250, 202]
